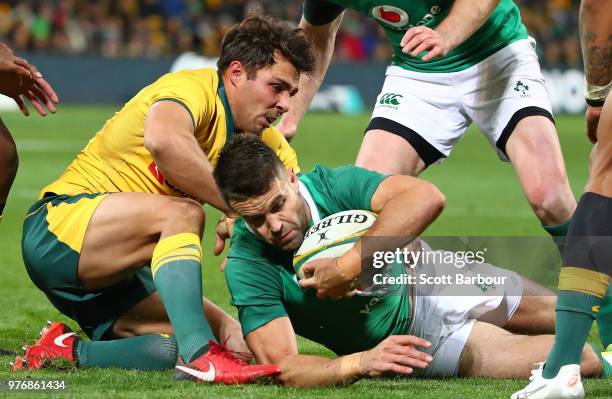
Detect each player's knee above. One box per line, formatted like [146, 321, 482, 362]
[163, 199, 205, 232]
[580, 345, 603, 377]
[524, 184, 570, 222]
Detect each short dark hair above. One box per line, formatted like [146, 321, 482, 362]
[217, 13, 315, 78]
[214, 134, 286, 204]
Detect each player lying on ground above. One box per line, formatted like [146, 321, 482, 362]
[213, 135, 611, 387]
[12, 14, 314, 384]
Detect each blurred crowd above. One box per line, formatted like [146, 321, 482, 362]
[0, 0, 582, 68]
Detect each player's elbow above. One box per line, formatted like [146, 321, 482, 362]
[144, 129, 171, 159]
[417, 180, 446, 217]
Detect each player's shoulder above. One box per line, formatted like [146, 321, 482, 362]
[303, 163, 377, 181]
[149, 68, 218, 97]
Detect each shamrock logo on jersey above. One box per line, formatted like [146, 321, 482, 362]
[514, 81, 530, 97]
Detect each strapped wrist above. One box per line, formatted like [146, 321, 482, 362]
[339, 352, 363, 383]
[584, 78, 611, 104]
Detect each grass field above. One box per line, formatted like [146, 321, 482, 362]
[0, 106, 610, 398]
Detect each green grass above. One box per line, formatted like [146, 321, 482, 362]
[0, 106, 610, 397]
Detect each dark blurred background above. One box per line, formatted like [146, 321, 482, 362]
[0, 0, 582, 67]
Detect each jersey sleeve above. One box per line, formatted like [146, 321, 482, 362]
[316, 165, 388, 211]
[149, 71, 214, 130]
[303, 0, 345, 26]
[261, 127, 301, 174]
[225, 250, 288, 337]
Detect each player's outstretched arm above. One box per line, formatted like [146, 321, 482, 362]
[579, 0, 612, 143]
[401, 0, 498, 61]
[276, 13, 344, 141]
[0, 42, 59, 116]
[246, 317, 431, 387]
[144, 100, 229, 212]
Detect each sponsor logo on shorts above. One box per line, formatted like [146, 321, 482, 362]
[514, 80, 530, 98]
[378, 93, 403, 109]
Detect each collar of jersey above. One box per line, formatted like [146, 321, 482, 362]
[216, 73, 235, 142]
[298, 175, 323, 228]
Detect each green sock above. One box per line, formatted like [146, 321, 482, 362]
[543, 290, 601, 378]
[152, 233, 216, 362]
[596, 286, 612, 347]
[596, 344, 612, 378]
[543, 219, 571, 257]
[76, 334, 178, 370]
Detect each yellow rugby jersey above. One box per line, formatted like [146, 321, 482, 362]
[41, 68, 299, 200]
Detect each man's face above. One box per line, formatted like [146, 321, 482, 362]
[231, 54, 299, 133]
[230, 171, 309, 251]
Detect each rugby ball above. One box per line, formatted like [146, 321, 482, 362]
[292, 210, 377, 279]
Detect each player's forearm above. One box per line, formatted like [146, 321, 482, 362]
[0, 118, 18, 212]
[435, 0, 499, 51]
[277, 352, 362, 387]
[580, 0, 612, 87]
[146, 132, 229, 212]
[338, 179, 446, 278]
[277, 15, 343, 138]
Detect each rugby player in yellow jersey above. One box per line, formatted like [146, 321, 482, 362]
[12, 15, 315, 384]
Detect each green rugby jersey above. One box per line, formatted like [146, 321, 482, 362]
[303, 0, 528, 72]
[225, 165, 410, 355]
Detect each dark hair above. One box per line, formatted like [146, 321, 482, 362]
[217, 13, 315, 78]
[214, 134, 286, 204]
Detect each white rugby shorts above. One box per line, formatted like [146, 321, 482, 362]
[407, 242, 524, 377]
[368, 38, 554, 165]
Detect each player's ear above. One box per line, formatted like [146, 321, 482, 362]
[287, 167, 299, 190]
[227, 61, 245, 86]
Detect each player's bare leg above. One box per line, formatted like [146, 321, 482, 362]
[78, 193, 204, 289]
[75, 192, 279, 382]
[506, 116, 576, 225]
[458, 321, 601, 379]
[356, 129, 426, 176]
[113, 294, 251, 359]
[495, 278, 556, 335]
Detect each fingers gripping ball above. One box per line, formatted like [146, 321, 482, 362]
[292, 210, 377, 279]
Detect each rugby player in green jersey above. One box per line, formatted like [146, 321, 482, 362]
[213, 135, 610, 387]
[277, 0, 577, 294]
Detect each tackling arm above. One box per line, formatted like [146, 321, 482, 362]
[246, 317, 431, 387]
[276, 13, 344, 141]
[144, 101, 229, 212]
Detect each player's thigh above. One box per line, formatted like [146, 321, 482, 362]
[587, 96, 612, 196]
[356, 130, 426, 176]
[502, 277, 556, 334]
[459, 321, 549, 378]
[506, 116, 570, 189]
[459, 321, 602, 378]
[357, 66, 469, 174]
[78, 192, 205, 290]
[112, 293, 242, 342]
